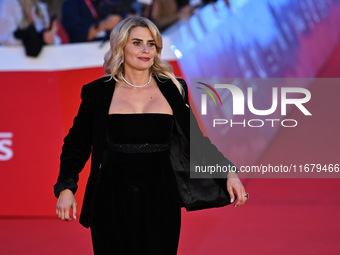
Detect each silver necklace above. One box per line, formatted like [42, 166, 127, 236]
[121, 73, 152, 88]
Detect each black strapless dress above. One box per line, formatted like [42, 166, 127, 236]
[90, 114, 181, 255]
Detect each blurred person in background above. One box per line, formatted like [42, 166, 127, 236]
[0, 0, 60, 54]
[116, 0, 143, 17]
[148, 0, 229, 31]
[55, 16, 247, 254]
[40, 0, 66, 20]
[61, 0, 122, 43]
[39, 0, 70, 43]
[150, 0, 194, 31]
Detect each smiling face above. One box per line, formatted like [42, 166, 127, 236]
[123, 26, 157, 73]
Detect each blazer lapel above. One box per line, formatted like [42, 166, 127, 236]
[95, 79, 116, 120]
[92, 78, 116, 170]
[157, 79, 190, 138]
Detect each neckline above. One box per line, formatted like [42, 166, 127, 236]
[108, 113, 173, 116]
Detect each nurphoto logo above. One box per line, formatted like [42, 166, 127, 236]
[196, 80, 312, 128]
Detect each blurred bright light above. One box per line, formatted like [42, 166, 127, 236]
[229, 0, 250, 9]
[171, 45, 183, 59]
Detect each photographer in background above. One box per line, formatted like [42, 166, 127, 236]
[0, 0, 60, 56]
[61, 0, 122, 43]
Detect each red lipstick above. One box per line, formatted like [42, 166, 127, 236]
[138, 57, 150, 62]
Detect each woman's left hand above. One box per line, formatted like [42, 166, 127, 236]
[226, 171, 248, 207]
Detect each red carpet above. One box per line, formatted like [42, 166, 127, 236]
[176, 41, 340, 254]
[1, 44, 340, 255]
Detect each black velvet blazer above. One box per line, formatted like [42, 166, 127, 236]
[54, 76, 234, 228]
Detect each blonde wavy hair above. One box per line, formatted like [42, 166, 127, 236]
[103, 16, 183, 94]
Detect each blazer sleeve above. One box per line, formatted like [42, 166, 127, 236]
[171, 78, 236, 210]
[54, 84, 94, 197]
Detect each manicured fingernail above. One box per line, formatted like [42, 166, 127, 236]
[74, 216, 76, 220]
[230, 198, 234, 203]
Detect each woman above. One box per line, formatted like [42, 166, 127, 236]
[55, 16, 248, 254]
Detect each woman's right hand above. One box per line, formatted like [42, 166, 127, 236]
[56, 189, 77, 221]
